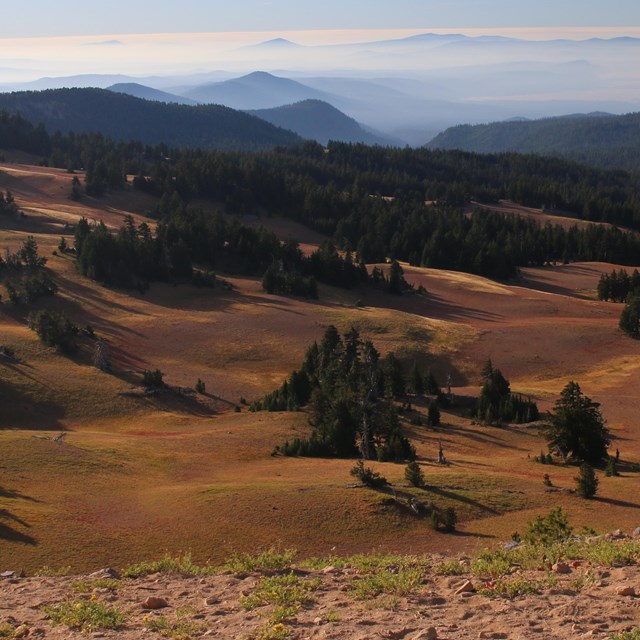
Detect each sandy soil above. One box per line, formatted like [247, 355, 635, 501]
[1, 547, 639, 640]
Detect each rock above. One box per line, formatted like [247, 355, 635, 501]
[454, 580, 475, 595]
[386, 628, 414, 639]
[552, 562, 572, 574]
[632, 527, 640, 539]
[141, 596, 169, 609]
[0, 571, 15, 578]
[606, 529, 626, 541]
[314, 617, 324, 626]
[503, 541, 522, 551]
[616, 586, 636, 597]
[322, 566, 339, 574]
[14, 625, 30, 638]
[479, 633, 508, 639]
[204, 596, 220, 605]
[412, 628, 438, 640]
[88, 568, 120, 580]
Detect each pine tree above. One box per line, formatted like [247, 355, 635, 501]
[575, 463, 598, 498]
[404, 461, 425, 487]
[545, 381, 610, 464]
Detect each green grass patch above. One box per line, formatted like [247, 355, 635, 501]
[122, 553, 212, 578]
[350, 566, 424, 599]
[241, 572, 319, 615]
[71, 578, 121, 593]
[224, 548, 296, 574]
[0, 624, 15, 638]
[42, 598, 126, 632]
[477, 574, 556, 599]
[35, 565, 73, 577]
[610, 631, 640, 640]
[143, 609, 204, 640]
[433, 559, 467, 576]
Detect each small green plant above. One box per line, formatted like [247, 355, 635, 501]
[325, 611, 342, 622]
[543, 473, 552, 487]
[224, 548, 296, 574]
[576, 463, 599, 498]
[441, 507, 457, 532]
[404, 461, 425, 487]
[350, 460, 388, 488]
[433, 560, 466, 576]
[195, 378, 205, 394]
[254, 622, 290, 640]
[605, 456, 619, 477]
[522, 507, 573, 545]
[42, 598, 126, 632]
[0, 624, 15, 638]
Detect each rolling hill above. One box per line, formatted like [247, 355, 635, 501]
[246, 99, 392, 145]
[427, 111, 640, 171]
[0, 88, 301, 150]
[107, 82, 198, 106]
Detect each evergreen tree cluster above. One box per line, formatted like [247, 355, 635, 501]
[27, 309, 78, 354]
[597, 268, 640, 302]
[257, 326, 416, 462]
[476, 359, 539, 424]
[0, 190, 19, 216]
[72, 207, 369, 295]
[619, 295, 640, 339]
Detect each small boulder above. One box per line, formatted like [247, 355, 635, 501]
[88, 568, 121, 580]
[14, 625, 30, 638]
[322, 566, 339, 574]
[632, 527, 640, 539]
[616, 586, 636, 597]
[141, 596, 169, 609]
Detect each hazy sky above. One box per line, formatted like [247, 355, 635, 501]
[5, 0, 640, 37]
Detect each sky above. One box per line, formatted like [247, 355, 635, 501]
[3, 0, 640, 37]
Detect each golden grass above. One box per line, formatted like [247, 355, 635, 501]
[2, 163, 640, 573]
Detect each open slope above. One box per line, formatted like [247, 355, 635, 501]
[1, 163, 640, 572]
[0, 88, 301, 150]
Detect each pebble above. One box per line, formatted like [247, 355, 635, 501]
[615, 586, 636, 597]
[204, 596, 220, 605]
[314, 617, 324, 625]
[88, 568, 120, 580]
[552, 562, 572, 574]
[13, 625, 30, 638]
[322, 566, 339, 574]
[478, 633, 508, 639]
[141, 596, 169, 609]
[454, 580, 475, 595]
[632, 527, 640, 539]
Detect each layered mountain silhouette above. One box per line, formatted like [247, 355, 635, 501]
[0, 88, 301, 150]
[182, 71, 333, 110]
[247, 99, 391, 145]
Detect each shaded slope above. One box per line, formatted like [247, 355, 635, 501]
[247, 99, 391, 145]
[428, 112, 640, 171]
[0, 88, 301, 150]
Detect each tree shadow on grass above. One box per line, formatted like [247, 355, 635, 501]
[0, 487, 38, 546]
[592, 496, 640, 510]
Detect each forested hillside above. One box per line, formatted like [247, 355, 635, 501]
[3, 111, 640, 281]
[428, 112, 640, 172]
[0, 88, 301, 150]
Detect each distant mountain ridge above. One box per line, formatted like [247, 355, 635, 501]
[0, 88, 301, 150]
[246, 99, 391, 146]
[427, 111, 640, 171]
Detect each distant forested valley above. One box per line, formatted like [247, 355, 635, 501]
[3, 109, 640, 285]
